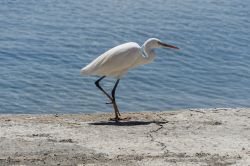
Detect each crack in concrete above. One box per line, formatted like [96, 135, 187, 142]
[147, 114, 168, 151]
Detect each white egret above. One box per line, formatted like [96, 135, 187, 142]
[81, 38, 179, 121]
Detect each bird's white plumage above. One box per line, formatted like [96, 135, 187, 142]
[81, 42, 141, 78]
[80, 38, 178, 78]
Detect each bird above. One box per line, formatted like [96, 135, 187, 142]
[80, 38, 179, 121]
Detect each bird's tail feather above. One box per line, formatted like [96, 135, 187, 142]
[80, 67, 91, 76]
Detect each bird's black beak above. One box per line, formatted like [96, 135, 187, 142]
[158, 41, 179, 50]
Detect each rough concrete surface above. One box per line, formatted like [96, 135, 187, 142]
[0, 108, 249, 166]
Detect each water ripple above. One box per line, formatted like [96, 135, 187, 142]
[0, 0, 250, 113]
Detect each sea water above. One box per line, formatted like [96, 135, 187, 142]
[0, 0, 250, 113]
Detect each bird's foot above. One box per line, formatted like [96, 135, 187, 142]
[109, 116, 131, 122]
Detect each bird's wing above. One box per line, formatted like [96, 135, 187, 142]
[82, 42, 141, 76]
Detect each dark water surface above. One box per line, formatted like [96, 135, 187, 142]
[0, 0, 250, 113]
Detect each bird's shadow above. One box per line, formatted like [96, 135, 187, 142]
[88, 120, 168, 126]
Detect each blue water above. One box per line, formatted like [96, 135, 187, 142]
[0, 0, 250, 114]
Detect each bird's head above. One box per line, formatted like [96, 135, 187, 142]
[144, 38, 179, 50]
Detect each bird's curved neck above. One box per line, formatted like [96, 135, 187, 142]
[141, 42, 155, 59]
[139, 43, 156, 65]
[141, 43, 154, 58]
[140, 44, 148, 58]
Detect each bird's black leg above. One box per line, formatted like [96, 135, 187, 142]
[95, 77, 121, 121]
[111, 79, 121, 118]
[95, 76, 113, 102]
